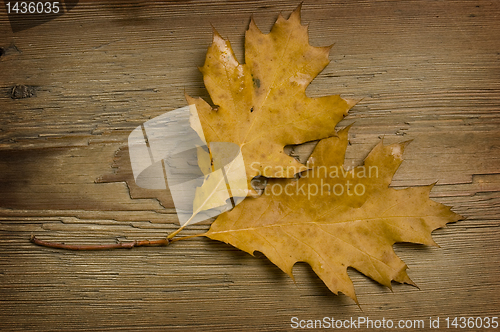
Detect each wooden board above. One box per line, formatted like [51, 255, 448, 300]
[1, 0, 499, 330]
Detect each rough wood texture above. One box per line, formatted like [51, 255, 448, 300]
[1, 1, 499, 330]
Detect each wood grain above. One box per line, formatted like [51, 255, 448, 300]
[1, 0, 499, 330]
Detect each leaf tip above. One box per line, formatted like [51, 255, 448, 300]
[405, 277, 419, 289]
[294, 2, 303, 16]
[289, 3, 302, 23]
[352, 293, 360, 307]
[184, 92, 193, 103]
[210, 25, 224, 42]
[248, 15, 261, 33]
[344, 97, 363, 110]
[336, 124, 353, 143]
[184, 92, 200, 107]
[355, 301, 362, 311]
[401, 139, 414, 147]
[340, 122, 354, 134]
[392, 139, 413, 158]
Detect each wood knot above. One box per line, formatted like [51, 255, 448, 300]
[11, 85, 36, 99]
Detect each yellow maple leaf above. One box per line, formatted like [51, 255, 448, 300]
[187, 5, 355, 188]
[205, 127, 463, 303]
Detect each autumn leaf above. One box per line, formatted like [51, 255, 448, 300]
[205, 126, 462, 302]
[187, 4, 355, 189]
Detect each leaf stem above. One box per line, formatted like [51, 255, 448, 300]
[166, 223, 188, 240]
[30, 204, 209, 250]
[169, 232, 206, 243]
